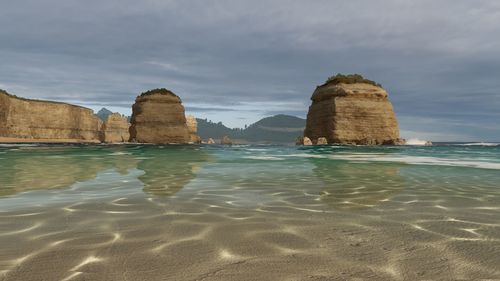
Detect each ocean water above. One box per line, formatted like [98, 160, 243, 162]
[0, 143, 499, 280]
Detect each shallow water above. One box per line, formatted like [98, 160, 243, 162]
[0, 144, 499, 280]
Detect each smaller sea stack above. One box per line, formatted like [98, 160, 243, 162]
[186, 115, 201, 144]
[101, 113, 130, 143]
[129, 88, 190, 144]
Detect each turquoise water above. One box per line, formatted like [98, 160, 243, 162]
[1, 143, 499, 280]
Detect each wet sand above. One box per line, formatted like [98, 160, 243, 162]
[2, 182, 500, 280]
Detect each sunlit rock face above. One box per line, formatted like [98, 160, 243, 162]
[101, 113, 130, 143]
[186, 115, 201, 144]
[129, 89, 190, 144]
[304, 80, 402, 145]
[0, 90, 102, 142]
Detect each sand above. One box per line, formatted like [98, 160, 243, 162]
[1, 194, 499, 281]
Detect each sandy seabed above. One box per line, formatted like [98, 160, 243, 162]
[1, 192, 499, 281]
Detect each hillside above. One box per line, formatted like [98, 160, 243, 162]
[96, 108, 113, 121]
[197, 114, 305, 143]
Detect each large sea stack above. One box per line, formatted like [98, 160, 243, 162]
[0, 89, 102, 142]
[129, 88, 190, 144]
[304, 74, 403, 145]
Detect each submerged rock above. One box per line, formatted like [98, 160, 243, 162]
[129, 88, 190, 144]
[101, 113, 130, 143]
[304, 74, 402, 145]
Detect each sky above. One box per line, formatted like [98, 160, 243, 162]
[1, 0, 499, 141]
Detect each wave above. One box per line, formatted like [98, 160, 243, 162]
[0, 143, 41, 147]
[405, 138, 431, 146]
[243, 156, 285, 161]
[457, 142, 499, 146]
[327, 154, 500, 170]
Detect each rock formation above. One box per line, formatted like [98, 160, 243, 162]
[186, 115, 201, 144]
[304, 74, 403, 145]
[129, 88, 190, 144]
[295, 136, 312, 146]
[221, 136, 233, 145]
[101, 113, 130, 143]
[0, 89, 102, 142]
[207, 138, 215, 144]
[317, 137, 328, 145]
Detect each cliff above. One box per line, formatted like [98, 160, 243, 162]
[101, 113, 130, 143]
[186, 115, 201, 143]
[129, 88, 190, 144]
[304, 75, 403, 145]
[0, 90, 102, 142]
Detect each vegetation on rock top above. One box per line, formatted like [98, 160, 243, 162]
[0, 88, 90, 109]
[324, 74, 382, 87]
[140, 88, 179, 98]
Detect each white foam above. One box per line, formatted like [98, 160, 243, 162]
[328, 154, 500, 170]
[458, 142, 499, 146]
[244, 156, 284, 161]
[405, 138, 431, 146]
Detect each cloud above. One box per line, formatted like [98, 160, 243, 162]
[0, 0, 499, 139]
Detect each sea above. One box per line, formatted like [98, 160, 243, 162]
[0, 143, 499, 280]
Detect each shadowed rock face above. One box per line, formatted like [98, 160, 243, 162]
[101, 113, 130, 143]
[129, 90, 190, 144]
[0, 90, 102, 142]
[304, 82, 402, 145]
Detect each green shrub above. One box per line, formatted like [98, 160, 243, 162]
[324, 74, 382, 87]
[140, 88, 178, 97]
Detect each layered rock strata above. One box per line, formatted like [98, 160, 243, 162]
[304, 78, 402, 145]
[0, 90, 102, 142]
[129, 89, 190, 144]
[101, 113, 130, 143]
[186, 115, 201, 144]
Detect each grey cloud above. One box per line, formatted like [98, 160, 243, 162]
[1, 0, 500, 140]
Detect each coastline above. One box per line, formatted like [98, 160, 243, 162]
[0, 137, 101, 144]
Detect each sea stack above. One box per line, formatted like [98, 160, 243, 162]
[304, 74, 403, 145]
[101, 113, 130, 143]
[186, 115, 201, 144]
[129, 88, 190, 144]
[0, 89, 102, 142]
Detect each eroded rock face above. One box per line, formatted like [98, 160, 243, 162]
[186, 115, 201, 144]
[0, 90, 102, 142]
[101, 113, 130, 143]
[207, 138, 215, 144]
[295, 136, 313, 146]
[304, 82, 402, 145]
[129, 89, 190, 144]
